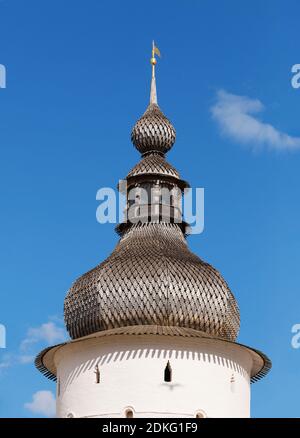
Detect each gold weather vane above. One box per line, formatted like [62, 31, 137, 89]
[150, 40, 161, 77]
[150, 41, 161, 105]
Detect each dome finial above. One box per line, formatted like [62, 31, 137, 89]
[150, 40, 160, 105]
[131, 43, 176, 155]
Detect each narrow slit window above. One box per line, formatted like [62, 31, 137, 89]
[94, 364, 100, 384]
[164, 361, 172, 382]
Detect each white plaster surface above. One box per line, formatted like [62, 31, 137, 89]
[55, 335, 253, 418]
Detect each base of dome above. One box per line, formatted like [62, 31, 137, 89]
[35, 324, 271, 384]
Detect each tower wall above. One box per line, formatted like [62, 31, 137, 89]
[55, 334, 253, 418]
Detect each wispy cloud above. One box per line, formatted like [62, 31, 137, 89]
[20, 322, 67, 352]
[0, 319, 67, 372]
[0, 353, 12, 371]
[18, 354, 36, 364]
[1, 319, 66, 417]
[19, 320, 67, 365]
[24, 390, 56, 418]
[211, 90, 300, 151]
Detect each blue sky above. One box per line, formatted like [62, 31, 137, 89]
[0, 0, 300, 417]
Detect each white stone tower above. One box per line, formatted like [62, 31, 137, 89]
[36, 44, 271, 418]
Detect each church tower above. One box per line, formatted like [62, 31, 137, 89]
[36, 44, 271, 418]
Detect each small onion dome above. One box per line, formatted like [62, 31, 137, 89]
[131, 103, 176, 155]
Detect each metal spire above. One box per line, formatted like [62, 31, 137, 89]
[150, 40, 160, 104]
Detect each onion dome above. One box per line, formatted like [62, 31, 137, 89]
[64, 223, 240, 341]
[131, 103, 176, 155]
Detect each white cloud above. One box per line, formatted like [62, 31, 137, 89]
[18, 354, 35, 364]
[211, 90, 300, 151]
[0, 319, 67, 376]
[24, 391, 56, 418]
[20, 322, 67, 352]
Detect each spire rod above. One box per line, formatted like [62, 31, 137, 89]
[150, 40, 160, 105]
